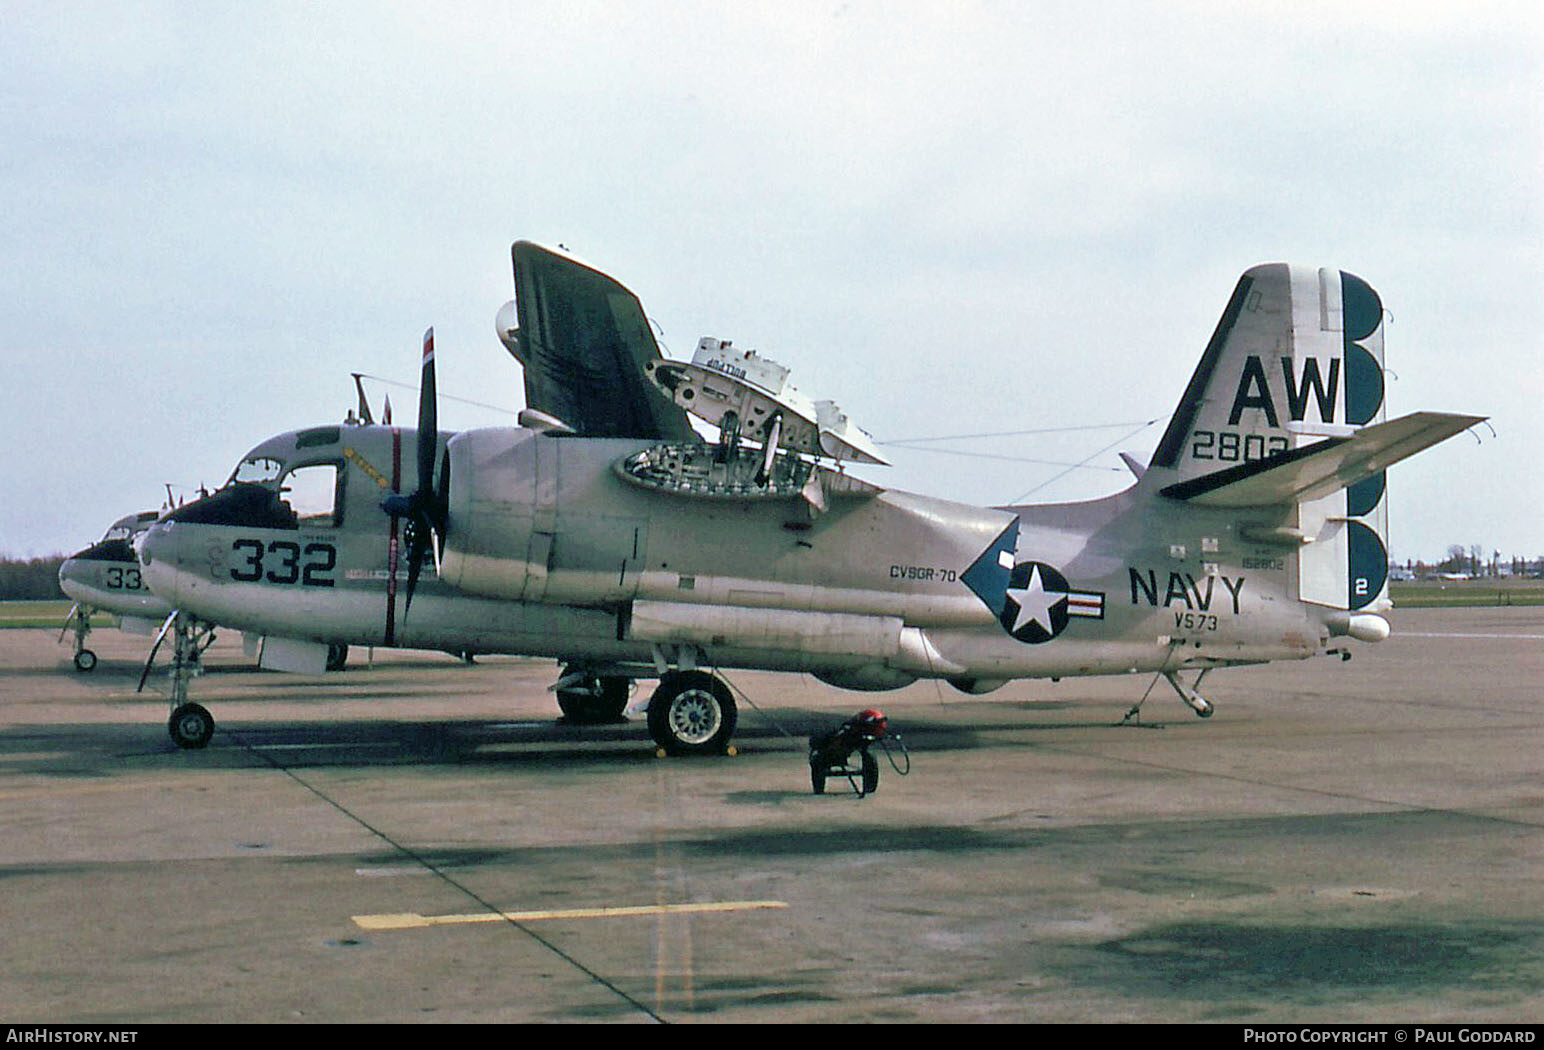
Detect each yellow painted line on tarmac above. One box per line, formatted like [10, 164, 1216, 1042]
[353, 899, 788, 931]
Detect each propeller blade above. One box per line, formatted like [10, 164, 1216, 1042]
[417, 327, 437, 496]
[382, 326, 449, 623]
[138, 610, 180, 693]
[434, 447, 451, 554]
[403, 514, 436, 615]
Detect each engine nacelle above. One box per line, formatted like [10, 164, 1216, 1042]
[438, 428, 544, 599]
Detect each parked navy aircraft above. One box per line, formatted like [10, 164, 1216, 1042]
[137, 242, 1482, 753]
[61, 500, 359, 684]
[58, 511, 170, 671]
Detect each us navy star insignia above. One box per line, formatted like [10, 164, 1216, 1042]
[1007, 565, 1061, 636]
[998, 561, 1105, 644]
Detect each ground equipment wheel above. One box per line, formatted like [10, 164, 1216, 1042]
[810, 743, 828, 794]
[860, 748, 880, 796]
[168, 702, 215, 749]
[647, 671, 736, 756]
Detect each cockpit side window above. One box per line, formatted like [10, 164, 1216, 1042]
[231, 457, 284, 486]
[278, 462, 345, 527]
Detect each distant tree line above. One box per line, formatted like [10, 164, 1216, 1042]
[1400, 546, 1544, 579]
[0, 556, 66, 600]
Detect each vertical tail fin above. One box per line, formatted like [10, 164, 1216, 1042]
[1147, 265, 1393, 611]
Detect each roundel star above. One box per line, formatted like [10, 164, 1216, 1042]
[1001, 562, 1071, 644]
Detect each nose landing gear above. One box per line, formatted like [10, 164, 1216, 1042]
[61, 603, 97, 672]
[139, 612, 220, 749]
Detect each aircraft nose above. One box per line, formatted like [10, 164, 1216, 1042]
[136, 525, 177, 600]
[57, 556, 84, 595]
[137, 525, 167, 567]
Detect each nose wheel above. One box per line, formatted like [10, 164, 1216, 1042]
[62, 603, 96, 672]
[168, 703, 215, 749]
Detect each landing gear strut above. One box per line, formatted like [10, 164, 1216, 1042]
[646, 670, 737, 756]
[61, 604, 96, 672]
[139, 612, 220, 749]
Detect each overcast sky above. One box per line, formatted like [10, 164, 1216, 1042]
[3, 1, 1539, 563]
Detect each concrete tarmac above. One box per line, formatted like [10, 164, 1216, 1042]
[1, 606, 1541, 1023]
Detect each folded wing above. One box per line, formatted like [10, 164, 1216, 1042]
[502, 241, 697, 441]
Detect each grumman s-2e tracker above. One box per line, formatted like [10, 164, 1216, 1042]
[137, 242, 1482, 753]
[57, 511, 169, 672]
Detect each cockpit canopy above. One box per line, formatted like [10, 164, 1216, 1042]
[170, 428, 348, 530]
[101, 510, 161, 543]
[229, 456, 284, 486]
[75, 510, 162, 561]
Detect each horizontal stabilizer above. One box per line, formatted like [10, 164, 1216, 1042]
[1160, 412, 1484, 507]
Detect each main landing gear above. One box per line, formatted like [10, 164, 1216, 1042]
[552, 664, 737, 755]
[554, 666, 631, 724]
[646, 670, 737, 756]
[139, 612, 220, 749]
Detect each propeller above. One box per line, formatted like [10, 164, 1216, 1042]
[381, 327, 450, 615]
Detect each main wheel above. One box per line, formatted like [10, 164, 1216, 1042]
[556, 673, 630, 724]
[647, 671, 736, 756]
[168, 703, 215, 750]
[325, 644, 349, 672]
[74, 649, 98, 672]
